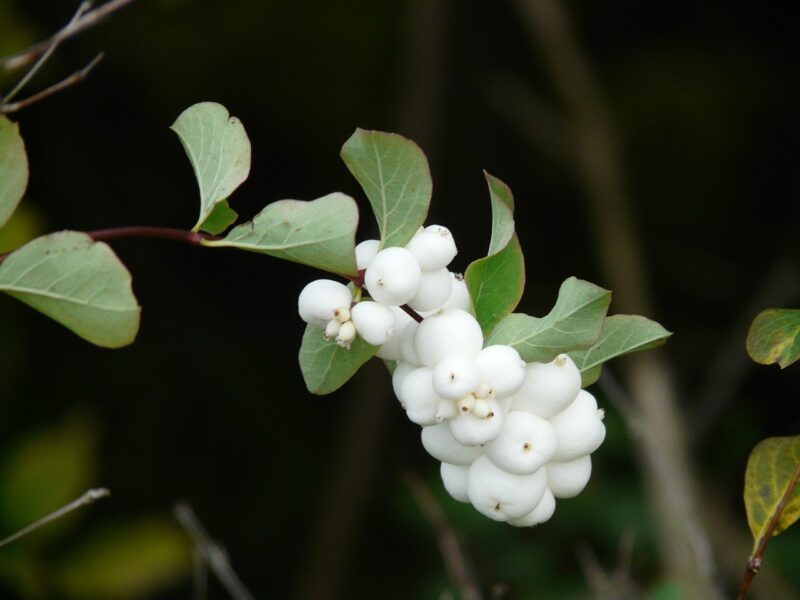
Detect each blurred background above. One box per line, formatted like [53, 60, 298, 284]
[1, 0, 799, 598]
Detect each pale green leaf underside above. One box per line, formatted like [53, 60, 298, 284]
[340, 128, 431, 249]
[483, 170, 515, 255]
[744, 436, 800, 552]
[0, 231, 140, 348]
[466, 235, 524, 336]
[171, 102, 251, 231]
[206, 192, 359, 276]
[0, 115, 28, 229]
[299, 324, 378, 394]
[486, 277, 611, 363]
[746, 308, 800, 369]
[570, 314, 672, 386]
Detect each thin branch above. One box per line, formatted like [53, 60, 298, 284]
[404, 471, 482, 600]
[736, 461, 800, 600]
[0, 2, 91, 107]
[1, 0, 137, 72]
[0, 487, 109, 548]
[192, 546, 209, 600]
[174, 503, 255, 600]
[2, 52, 104, 114]
[400, 303, 424, 323]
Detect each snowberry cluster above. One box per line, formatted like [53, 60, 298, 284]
[297, 225, 606, 527]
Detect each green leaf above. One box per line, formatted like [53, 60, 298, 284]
[198, 199, 237, 235]
[0, 115, 28, 229]
[569, 314, 672, 386]
[486, 277, 611, 363]
[0, 414, 97, 541]
[299, 324, 379, 394]
[340, 128, 431, 248]
[53, 518, 189, 599]
[171, 102, 251, 231]
[465, 172, 525, 335]
[206, 192, 359, 276]
[746, 308, 800, 369]
[0, 231, 140, 348]
[744, 436, 800, 553]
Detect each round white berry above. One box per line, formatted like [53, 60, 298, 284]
[376, 306, 415, 360]
[391, 361, 416, 406]
[435, 398, 459, 422]
[421, 423, 483, 465]
[448, 399, 504, 446]
[507, 487, 556, 527]
[549, 390, 606, 461]
[547, 455, 592, 498]
[441, 273, 472, 312]
[364, 247, 421, 305]
[485, 411, 557, 475]
[408, 268, 453, 312]
[406, 225, 458, 270]
[355, 239, 380, 270]
[351, 301, 395, 346]
[440, 463, 470, 503]
[475, 345, 526, 399]
[400, 321, 422, 366]
[298, 279, 353, 328]
[414, 309, 483, 368]
[432, 356, 481, 400]
[511, 354, 582, 418]
[398, 367, 440, 426]
[467, 455, 548, 521]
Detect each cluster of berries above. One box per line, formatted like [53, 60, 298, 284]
[298, 226, 606, 526]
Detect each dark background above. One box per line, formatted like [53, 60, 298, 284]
[1, 1, 799, 598]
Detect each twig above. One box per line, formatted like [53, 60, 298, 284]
[0, 2, 92, 108]
[174, 503, 255, 600]
[404, 471, 483, 600]
[2, 52, 104, 114]
[192, 546, 209, 600]
[400, 303, 424, 323]
[736, 461, 800, 600]
[0, 487, 109, 548]
[1, 0, 137, 72]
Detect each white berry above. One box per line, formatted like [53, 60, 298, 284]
[421, 423, 483, 465]
[432, 356, 481, 400]
[467, 456, 548, 521]
[335, 321, 356, 348]
[351, 301, 395, 346]
[400, 321, 422, 366]
[398, 367, 440, 426]
[485, 411, 557, 475]
[475, 345, 526, 399]
[440, 463, 470, 503]
[448, 399, 504, 446]
[364, 247, 422, 305]
[441, 273, 472, 312]
[391, 361, 416, 406]
[511, 354, 581, 418]
[507, 487, 556, 527]
[547, 455, 592, 498]
[549, 390, 606, 461]
[355, 239, 380, 270]
[298, 279, 353, 328]
[414, 309, 483, 368]
[408, 268, 453, 312]
[376, 306, 414, 360]
[406, 225, 458, 270]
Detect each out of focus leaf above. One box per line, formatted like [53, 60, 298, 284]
[171, 102, 251, 231]
[341, 128, 431, 249]
[646, 581, 682, 600]
[0, 231, 140, 348]
[0, 114, 28, 229]
[744, 436, 800, 553]
[569, 314, 671, 386]
[197, 199, 237, 235]
[52, 518, 189, 599]
[207, 192, 359, 276]
[0, 415, 97, 539]
[486, 277, 611, 362]
[746, 308, 800, 369]
[299, 324, 378, 394]
[0, 204, 44, 254]
[465, 172, 525, 335]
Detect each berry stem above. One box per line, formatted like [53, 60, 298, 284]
[400, 304, 424, 323]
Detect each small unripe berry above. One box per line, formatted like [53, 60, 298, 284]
[507, 487, 556, 527]
[298, 279, 353, 328]
[475, 345, 526, 399]
[440, 462, 470, 503]
[355, 239, 380, 270]
[408, 268, 453, 312]
[448, 399, 504, 446]
[335, 320, 356, 348]
[398, 367, 441, 426]
[485, 411, 557, 475]
[351, 301, 395, 345]
[511, 354, 581, 418]
[549, 390, 606, 461]
[432, 356, 481, 400]
[406, 225, 458, 271]
[421, 423, 483, 465]
[547, 455, 592, 498]
[364, 247, 422, 305]
[414, 309, 483, 368]
[324, 319, 341, 339]
[467, 455, 548, 521]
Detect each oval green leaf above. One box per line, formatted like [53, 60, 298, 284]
[486, 277, 611, 363]
[340, 128, 431, 249]
[171, 102, 251, 232]
[0, 115, 28, 229]
[0, 231, 140, 348]
[483, 171, 515, 255]
[299, 324, 378, 394]
[746, 308, 800, 369]
[569, 314, 672, 386]
[206, 192, 359, 276]
[744, 436, 800, 552]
